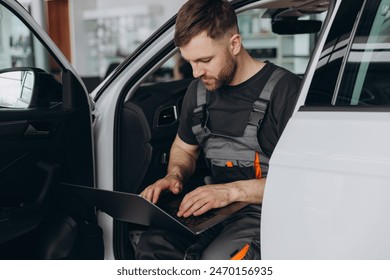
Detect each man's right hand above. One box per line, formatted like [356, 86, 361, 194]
[140, 174, 183, 204]
[141, 134, 199, 204]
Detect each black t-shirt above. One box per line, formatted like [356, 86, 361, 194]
[178, 62, 302, 157]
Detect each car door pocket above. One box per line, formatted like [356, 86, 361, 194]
[0, 204, 44, 245]
[0, 161, 58, 245]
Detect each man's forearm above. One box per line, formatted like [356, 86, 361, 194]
[227, 178, 266, 204]
[166, 138, 199, 184]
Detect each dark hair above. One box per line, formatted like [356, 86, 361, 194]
[174, 0, 238, 47]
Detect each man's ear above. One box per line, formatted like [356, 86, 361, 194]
[230, 34, 242, 56]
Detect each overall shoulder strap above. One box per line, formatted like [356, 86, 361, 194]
[196, 80, 207, 106]
[192, 80, 207, 127]
[248, 67, 286, 127]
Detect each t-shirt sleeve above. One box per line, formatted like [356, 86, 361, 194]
[258, 70, 302, 157]
[274, 73, 302, 137]
[177, 79, 199, 145]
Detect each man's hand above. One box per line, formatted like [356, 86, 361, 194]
[140, 174, 183, 204]
[177, 178, 266, 218]
[141, 135, 199, 204]
[177, 184, 232, 217]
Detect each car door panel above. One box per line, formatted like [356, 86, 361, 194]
[263, 110, 390, 259]
[0, 79, 96, 258]
[262, 0, 390, 259]
[0, 1, 97, 259]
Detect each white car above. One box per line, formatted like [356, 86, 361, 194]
[0, 0, 389, 260]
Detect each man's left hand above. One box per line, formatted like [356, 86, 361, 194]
[177, 178, 266, 217]
[177, 184, 233, 217]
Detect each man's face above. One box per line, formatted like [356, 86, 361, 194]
[180, 31, 237, 91]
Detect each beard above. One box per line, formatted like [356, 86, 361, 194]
[201, 54, 237, 91]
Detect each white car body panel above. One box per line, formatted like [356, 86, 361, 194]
[262, 111, 390, 259]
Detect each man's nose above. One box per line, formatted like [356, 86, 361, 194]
[192, 65, 205, 78]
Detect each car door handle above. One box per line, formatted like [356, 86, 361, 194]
[24, 123, 50, 137]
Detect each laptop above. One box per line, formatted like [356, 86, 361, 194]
[61, 184, 248, 236]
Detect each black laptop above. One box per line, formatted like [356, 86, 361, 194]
[61, 184, 248, 236]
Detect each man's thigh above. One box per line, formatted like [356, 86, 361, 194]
[200, 204, 261, 260]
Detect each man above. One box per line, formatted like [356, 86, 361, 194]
[135, 0, 301, 259]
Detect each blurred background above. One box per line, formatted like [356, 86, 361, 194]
[12, 0, 183, 88]
[3, 0, 320, 92]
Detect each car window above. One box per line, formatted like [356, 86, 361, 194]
[305, 0, 390, 107]
[336, 0, 390, 106]
[0, 4, 61, 108]
[238, 9, 319, 74]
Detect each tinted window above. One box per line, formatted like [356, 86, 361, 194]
[336, 0, 390, 106]
[305, 0, 365, 106]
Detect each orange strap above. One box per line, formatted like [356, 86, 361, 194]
[254, 152, 262, 179]
[230, 244, 250, 260]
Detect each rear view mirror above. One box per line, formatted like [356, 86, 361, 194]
[0, 68, 36, 108]
[272, 19, 322, 35]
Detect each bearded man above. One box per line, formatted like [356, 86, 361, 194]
[136, 0, 301, 260]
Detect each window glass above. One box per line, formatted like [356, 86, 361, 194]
[305, 0, 365, 106]
[0, 4, 61, 108]
[336, 0, 390, 106]
[305, 0, 390, 107]
[238, 9, 319, 74]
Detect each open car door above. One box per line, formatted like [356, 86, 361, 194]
[0, 1, 102, 259]
[262, 0, 390, 259]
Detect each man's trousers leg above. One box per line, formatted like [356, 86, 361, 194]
[135, 204, 261, 260]
[199, 204, 261, 260]
[135, 228, 196, 259]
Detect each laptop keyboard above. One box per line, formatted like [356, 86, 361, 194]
[164, 207, 216, 228]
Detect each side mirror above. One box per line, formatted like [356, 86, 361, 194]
[272, 19, 322, 35]
[0, 68, 38, 108]
[0, 67, 62, 109]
